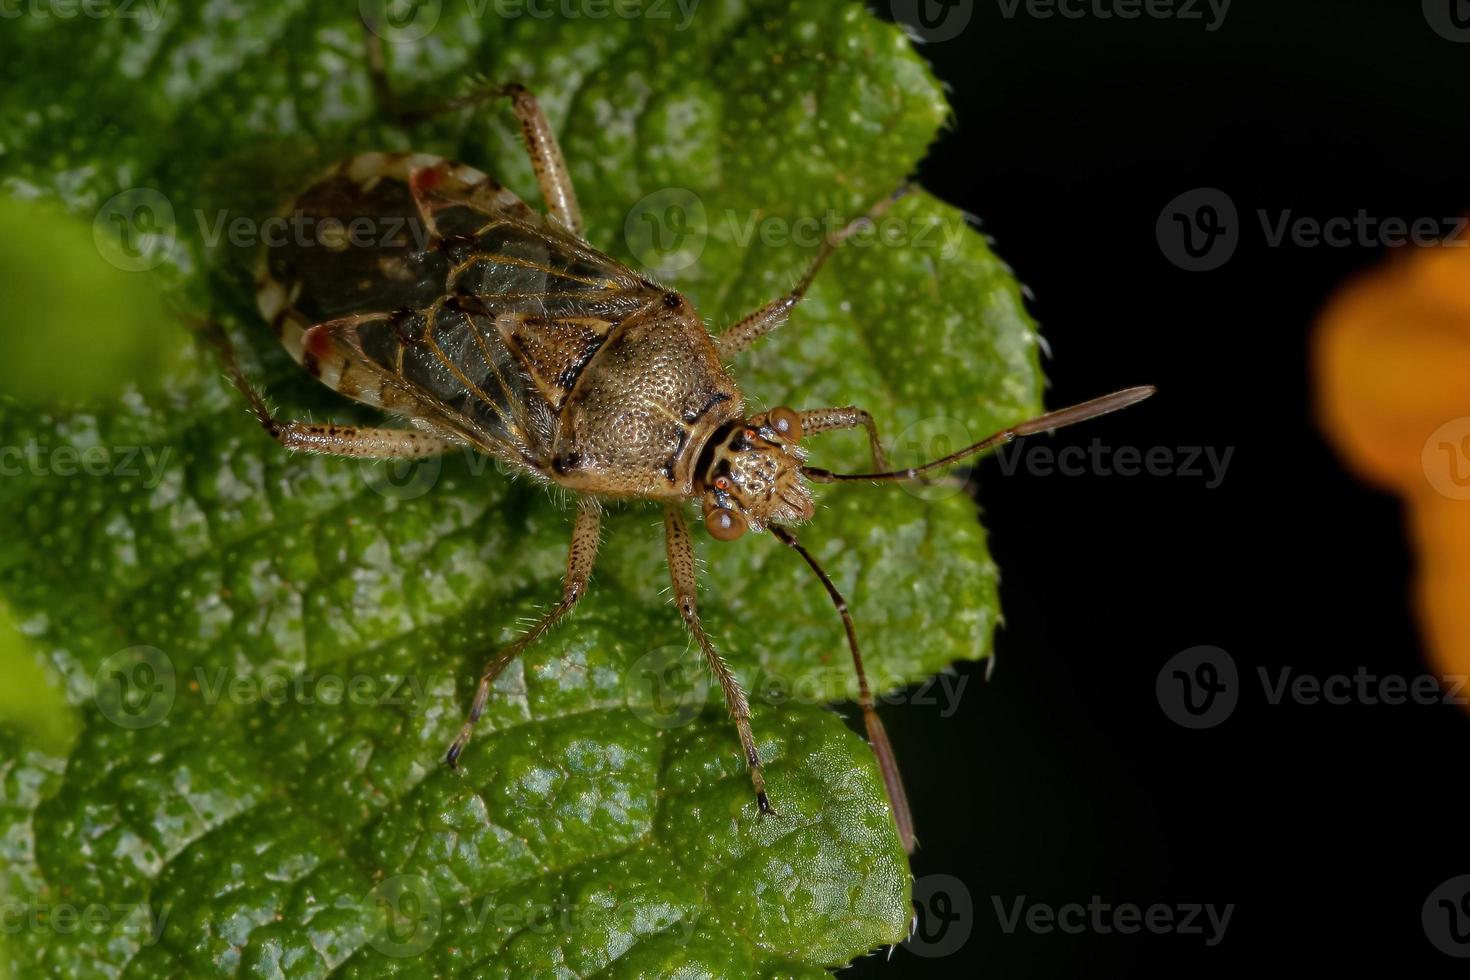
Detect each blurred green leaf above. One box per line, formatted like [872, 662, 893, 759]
[0, 198, 178, 404]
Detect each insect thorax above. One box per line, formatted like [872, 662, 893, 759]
[549, 303, 745, 498]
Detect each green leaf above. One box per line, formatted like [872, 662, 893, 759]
[0, 197, 177, 405]
[0, 2, 1043, 975]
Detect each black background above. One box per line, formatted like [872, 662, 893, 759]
[855, 1, 1470, 976]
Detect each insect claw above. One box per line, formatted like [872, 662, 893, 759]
[756, 791, 779, 817]
[444, 743, 462, 769]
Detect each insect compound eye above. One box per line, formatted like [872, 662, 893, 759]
[704, 505, 748, 542]
[768, 406, 803, 442]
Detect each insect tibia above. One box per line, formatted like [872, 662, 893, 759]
[861, 708, 916, 854]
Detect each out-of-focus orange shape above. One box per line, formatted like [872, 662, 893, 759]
[1316, 232, 1470, 690]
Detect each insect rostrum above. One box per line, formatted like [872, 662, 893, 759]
[214, 82, 1153, 855]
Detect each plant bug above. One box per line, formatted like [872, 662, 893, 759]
[209, 76, 1153, 854]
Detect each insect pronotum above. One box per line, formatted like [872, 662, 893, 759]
[211, 69, 1153, 854]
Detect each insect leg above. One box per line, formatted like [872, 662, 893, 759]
[445, 501, 602, 768]
[359, 32, 583, 238]
[663, 504, 775, 816]
[715, 186, 912, 359]
[797, 407, 891, 471]
[769, 525, 916, 854]
[490, 83, 583, 239]
[198, 318, 457, 459]
[391, 81, 586, 238]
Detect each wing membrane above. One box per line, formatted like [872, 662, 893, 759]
[258, 151, 664, 472]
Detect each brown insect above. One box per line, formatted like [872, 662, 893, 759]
[213, 81, 1153, 853]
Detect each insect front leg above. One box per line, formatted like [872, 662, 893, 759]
[663, 505, 775, 816]
[200, 319, 458, 460]
[715, 186, 911, 359]
[798, 407, 892, 472]
[445, 501, 601, 768]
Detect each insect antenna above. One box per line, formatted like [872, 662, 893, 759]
[770, 525, 917, 854]
[802, 385, 1156, 483]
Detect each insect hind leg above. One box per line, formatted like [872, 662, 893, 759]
[361, 23, 582, 237]
[445, 502, 602, 768]
[197, 318, 455, 460]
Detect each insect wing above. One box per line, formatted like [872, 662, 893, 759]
[259, 152, 658, 470]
